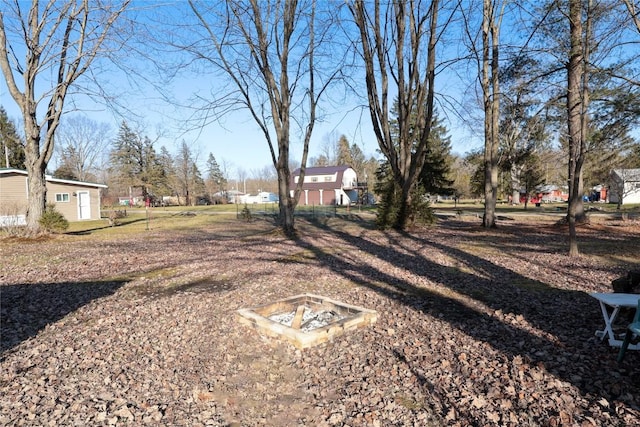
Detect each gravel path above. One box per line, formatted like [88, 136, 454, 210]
[1, 215, 639, 426]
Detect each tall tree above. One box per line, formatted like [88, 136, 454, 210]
[0, 0, 130, 233]
[479, 0, 506, 228]
[0, 106, 24, 169]
[499, 54, 549, 205]
[54, 115, 111, 182]
[565, 0, 589, 256]
[376, 101, 453, 227]
[109, 121, 164, 201]
[459, 0, 504, 227]
[156, 146, 177, 200]
[336, 135, 353, 166]
[418, 112, 454, 196]
[530, 0, 640, 254]
[173, 140, 201, 206]
[184, 0, 340, 236]
[205, 153, 226, 201]
[350, 0, 443, 230]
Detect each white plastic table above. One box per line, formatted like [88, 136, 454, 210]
[590, 293, 640, 349]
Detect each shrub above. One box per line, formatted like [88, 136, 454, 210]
[107, 209, 127, 226]
[39, 203, 69, 233]
[240, 204, 252, 222]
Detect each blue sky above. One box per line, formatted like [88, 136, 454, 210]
[1, 0, 484, 179]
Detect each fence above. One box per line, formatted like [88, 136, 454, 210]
[236, 203, 338, 220]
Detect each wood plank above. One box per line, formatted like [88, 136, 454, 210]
[291, 305, 306, 329]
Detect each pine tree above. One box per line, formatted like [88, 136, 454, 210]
[109, 122, 164, 201]
[375, 103, 453, 228]
[336, 135, 353, 166]
[0, 106, 25, 169]
[206, 153, 226, 200]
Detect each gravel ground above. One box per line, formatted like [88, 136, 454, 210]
[1, 214, 639, 426]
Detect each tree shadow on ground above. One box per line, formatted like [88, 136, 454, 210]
[0, 279, 129, 356]
[290, 219, 639, 420]
[65, 218, 148, 235]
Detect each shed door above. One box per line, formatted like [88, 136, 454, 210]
[78, 191, 91, 220]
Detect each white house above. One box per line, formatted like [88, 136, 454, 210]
[238, 191, 279, 204]
[608, 168, 640, 205]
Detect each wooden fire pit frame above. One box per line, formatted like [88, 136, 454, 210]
[237, 293, 378, 349]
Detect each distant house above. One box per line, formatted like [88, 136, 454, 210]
[608, 168, 640, 205]
[238, 191, 279, 204]
[589, 184, 607, 202]
[0, 168, 107, 224]
[536, 184, 569, 203]
[226, 190, 245, 204]
[291, 165, 359, 206]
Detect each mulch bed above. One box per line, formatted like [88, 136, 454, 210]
[1, 215, 639, 426]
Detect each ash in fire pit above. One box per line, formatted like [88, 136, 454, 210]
[237, 294, 377, 349]
[269, 306, 345, 332]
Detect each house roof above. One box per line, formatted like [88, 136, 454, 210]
[290, 165, 355, 191]
[0, 168, 108, 188]
[612, 168, 640, 182]
[292, 165, 352, 176]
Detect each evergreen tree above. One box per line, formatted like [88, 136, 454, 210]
[375, 104, 453, 228]
[418, 113, 454, 197]
[156, 146, 177, 199]
[172, 141, 208, 206]
[336, 135, 353, 166]
[0, 106, 25, 169]
[109, 122, 164, 201]
[206, 153, 227, 201]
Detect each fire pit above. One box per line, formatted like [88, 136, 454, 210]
[237, 294, 378, 349]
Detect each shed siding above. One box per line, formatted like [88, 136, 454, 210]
[0, 174, 28, 215]
[46, 182, 102, 221]
[1, 170, 105, 222]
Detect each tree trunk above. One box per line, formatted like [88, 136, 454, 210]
[276, 166, 296, 236]
[482, 0, 500, 229]
[566, 0, 584, 256]
[25, 162, 47, 233]
[510, 163, 521, 205]
[23, 110, 47, 233]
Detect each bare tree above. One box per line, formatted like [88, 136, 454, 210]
[174, 140, 201, 206]
[479, 0, 506, 228]
[349, 0, 442, 230]
[184, 0, 340, 235]
[0, 0, 130, 233]
[460, 0, 507, 227]
[622, 0, 640, 35]
[54, 115, 111, 182]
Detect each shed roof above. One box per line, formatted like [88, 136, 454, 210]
[612, 168, 640, 182]
[0, 168, 108, 188]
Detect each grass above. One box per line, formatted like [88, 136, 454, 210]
[64, 209, 238, 236]
[432, 199, 640, 215]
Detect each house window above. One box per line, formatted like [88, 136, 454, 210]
[55, 193, 70, 203]
[311, 177, 318, 182]
[324, 176, 331, 182]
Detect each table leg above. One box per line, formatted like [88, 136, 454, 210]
[595, 301, 640, 350]
[595, 301, 619, 344]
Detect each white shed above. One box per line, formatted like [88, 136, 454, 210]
[608, 169, 640, 205]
